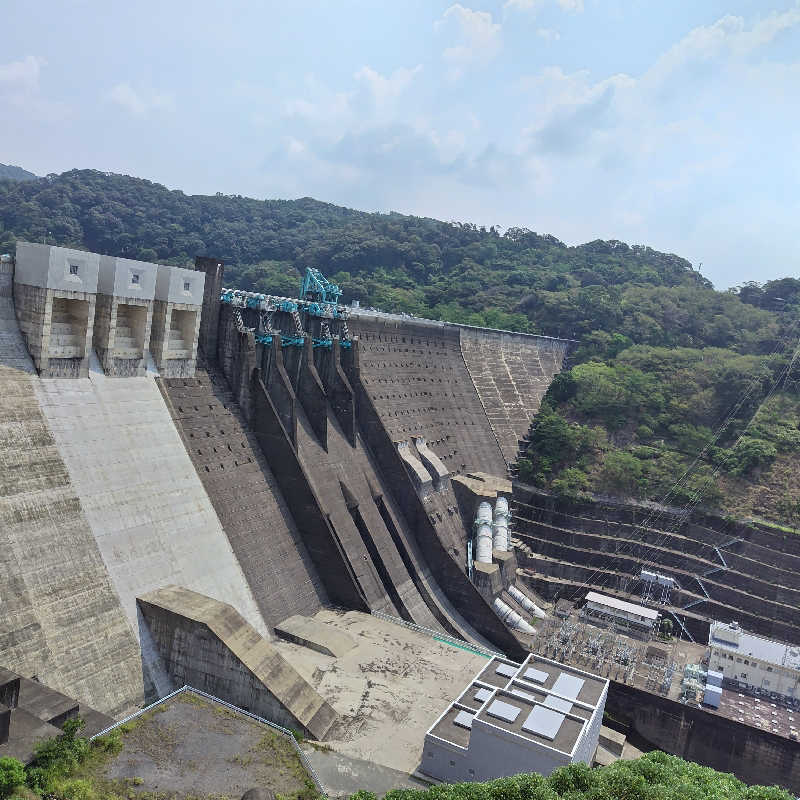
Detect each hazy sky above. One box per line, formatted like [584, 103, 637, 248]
[2, 1, 798, 288]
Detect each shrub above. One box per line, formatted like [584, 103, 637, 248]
[25, 717, 90, 793]
[93, 729, 123, 756]
[0, 758, 26, 798]
[59, 778, 96, 800]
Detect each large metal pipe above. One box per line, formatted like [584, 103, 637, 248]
[493, 496, 511, 551]
[493, 597, 535, 633]
[475, 523, 493, 564]
[494, 496, 510, 521]
[508, 585, 546, 619]
[473, 501, 494, 564]
[492, 520, 508, 552]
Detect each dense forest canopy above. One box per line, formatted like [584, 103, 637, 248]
[0, 163, 38, 182]
[1, 168, 798, 523]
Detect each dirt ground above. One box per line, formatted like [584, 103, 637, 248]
[100, 693, 316, 800]
[272, 609, 488, 776]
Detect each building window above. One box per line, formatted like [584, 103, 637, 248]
[449, 760, 455, 767]
[744, 660, 749, 666]
[184, 280, 191, 291]
[69, 264, 79, 275]
[427, 752, 434, 758]
[132, 273, 140, 285]
[736, 658, 742, 663]
[468, 769, 475, 777]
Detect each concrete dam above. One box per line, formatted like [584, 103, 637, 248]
[3, 243, 800, 792]
[0, 245, 565, 716]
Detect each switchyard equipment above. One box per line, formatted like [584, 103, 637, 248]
[639, 570, 678, 605]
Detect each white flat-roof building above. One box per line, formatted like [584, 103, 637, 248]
[708, 621, 800, 700]
[583, 591, 659, 633]
[422, 654, 608, 783]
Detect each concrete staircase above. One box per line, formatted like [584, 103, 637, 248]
[167, 316, 190, 359]
[49, 301, 83, 358]
[113, 305, 140, 358]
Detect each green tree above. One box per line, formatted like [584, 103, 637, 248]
[0, 758, 25, 798]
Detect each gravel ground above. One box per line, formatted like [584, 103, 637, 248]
[101, 693, 316, 800]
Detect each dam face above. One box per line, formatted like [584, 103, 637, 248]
[1, 246, 564, 713]
[4, 244, 800, 791]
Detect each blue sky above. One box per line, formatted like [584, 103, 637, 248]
[1, 1, 798, 288]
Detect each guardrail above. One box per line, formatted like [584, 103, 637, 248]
[370, 609, 505, 659]
[90, 685, 327, 797]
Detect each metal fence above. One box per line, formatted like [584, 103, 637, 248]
[89, 685, 326, 797]
[370, 609, 505, 659]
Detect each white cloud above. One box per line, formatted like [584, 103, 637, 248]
[536, 27, 561, 41]
[0, 55, 44, 92]
[503, 0, 582, 14]
[436, 4, 502, 80]
[0, 55, 69, 124]
[649, 5, 800, 82]
[354, 64, 422, 108]
[503, 0, 543, 11]
[107, 83, 175, 116]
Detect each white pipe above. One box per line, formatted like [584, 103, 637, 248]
[475, 523, 493, 564]
[508, 585, 546, 619]
[476, 501, 493, 524]
[492, 521, 508, 552]
[494, 496, 510, 521]
[493, 497, 511, 551]
[493, 598, 535, 633]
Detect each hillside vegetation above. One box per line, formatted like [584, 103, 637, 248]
[1, 169, 798, 523]
[351, 754, 791, 800]
[0, 164, 38, 182]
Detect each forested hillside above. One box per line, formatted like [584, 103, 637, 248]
[1, 169, 798, 523]
[0, 163, 38, 182]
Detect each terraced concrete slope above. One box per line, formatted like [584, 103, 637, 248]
[159, 368, 329, 629]
[459, 328, 570, 464]
[0, 286, 142, 716]
[34, 366, 269, 649]
[513, 487, 800, 644]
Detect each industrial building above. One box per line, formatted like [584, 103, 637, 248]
[582, 591, 660, 635]
[708, 621, 800, 700]
[422, 655, 608, 783]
